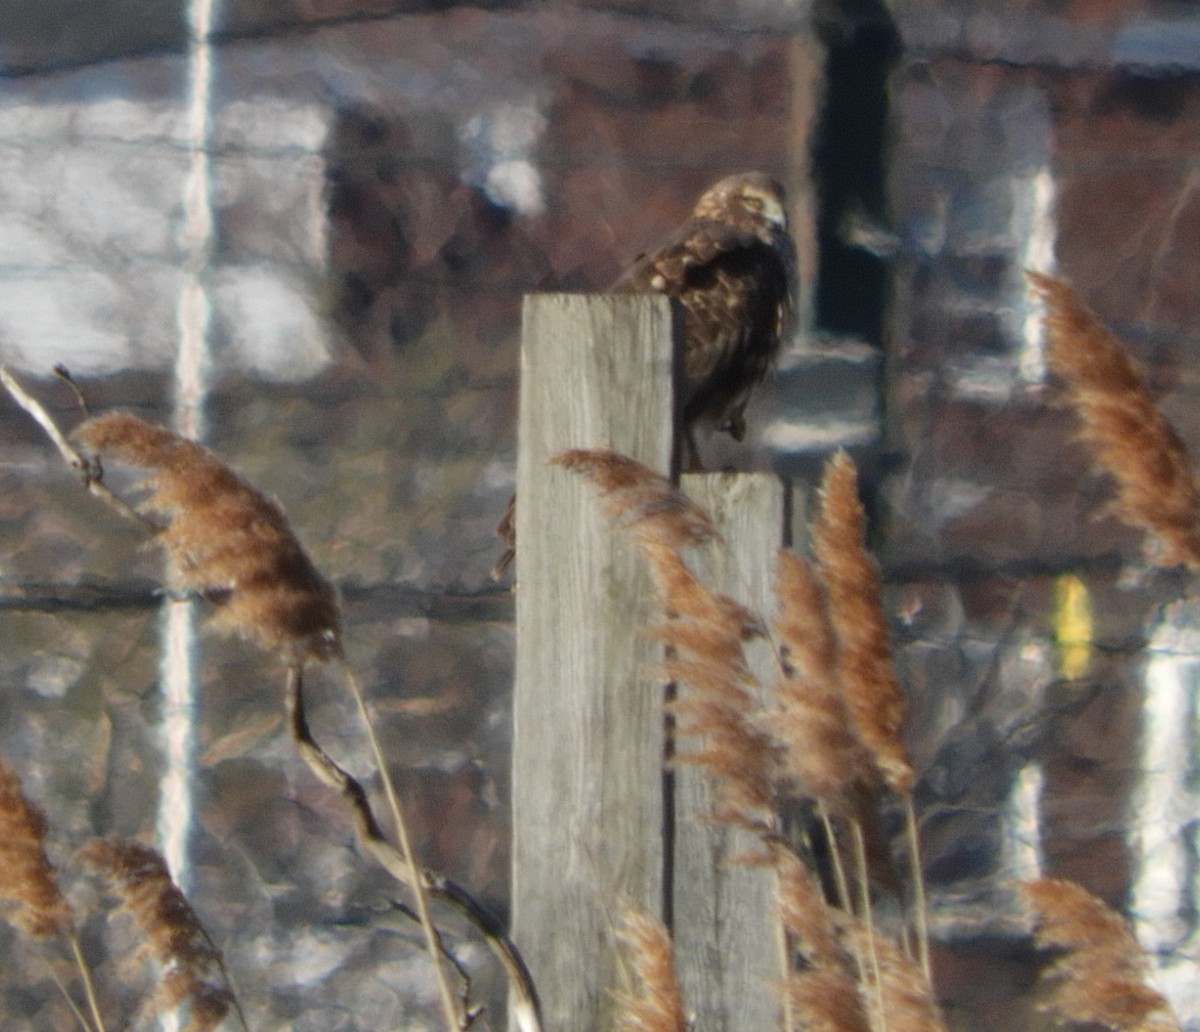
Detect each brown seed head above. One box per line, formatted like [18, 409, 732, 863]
[75, 411, 342, 663]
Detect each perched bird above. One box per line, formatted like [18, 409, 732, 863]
[492, 171, 796, 580]
[612, 170, 796, 463]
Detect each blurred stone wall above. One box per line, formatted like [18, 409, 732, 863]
[0, 0, 1198, 1029]
[0, 3, 822, 1030]
[887, 0, 1200, 1025]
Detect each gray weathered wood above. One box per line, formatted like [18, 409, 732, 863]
[674, 472, 790, 1032]
[511, 293, 677, 1032]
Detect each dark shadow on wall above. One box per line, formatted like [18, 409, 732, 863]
[0, 0, 186, 75]
[811, 0, 901, 346]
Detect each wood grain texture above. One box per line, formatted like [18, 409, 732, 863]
[511, 294, 677, 1032]
[675, 471, 789, 1032]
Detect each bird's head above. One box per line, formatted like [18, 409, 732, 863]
[694, 172, 788, 237]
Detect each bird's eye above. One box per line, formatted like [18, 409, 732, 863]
[743, 195, 764, 210]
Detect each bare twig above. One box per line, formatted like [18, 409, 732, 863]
[53, 365, 92, 419]
[284, 666, 543, 1032]
[341, 665, 462, 1032]
[0, 365, 149, 529]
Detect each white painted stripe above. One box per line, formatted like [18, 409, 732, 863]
[1018, 166, 1056, 384]
[1133, 650, 1196, 950]
[156, 0, 217, 923]
[1003, 762, 1043, 882]
[1133, 612, 1200, 1023]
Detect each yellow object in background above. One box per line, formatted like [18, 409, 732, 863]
[1055, 574, 1092, 680]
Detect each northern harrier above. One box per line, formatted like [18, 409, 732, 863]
[493, 171, 796, 579]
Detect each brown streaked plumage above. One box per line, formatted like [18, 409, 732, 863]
[612, 170, 795, 458]
[492, 172, 796, 580]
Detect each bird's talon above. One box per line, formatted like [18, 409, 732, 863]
[76, 454, 102, 487]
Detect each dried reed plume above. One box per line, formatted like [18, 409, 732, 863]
[775, 846, 847, 972]
[651, 547, 778, 830]
[564, 448, 943, 1025]
[774, 848, 871, 1032]
[804, 455, 930, 980]
[786, 966, 873, 1032]
[772, 549, 878, 813]
[73, 411, 342, 663]
[80, 838, 236, 1032]
[551, 448, 719, 550]
[614, 910, 687, 1032]
[0, 756, 106, 1032]
[1023, 877, 1182, 1032]
[844, 925, 949, 1032]
[1029, 271, 1200, 569]
[0, 756, 73, 940]
[811, 450, 912, 797]
[556, 448, 776, 829]
[71, 415, 471, 1029]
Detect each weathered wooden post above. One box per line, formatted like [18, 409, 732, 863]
[510, 294, 793, 1032]
[511, 293, 677, 1032]
[674, 472, 790, 1032]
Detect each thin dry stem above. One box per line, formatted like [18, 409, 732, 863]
[773, 845, 871, 1032]
[614, 910, 688, 1032]
[79, 837, 236, 1032]
[1023, 878, 1182, 1032]
[48, 957, 103, 1032]
[844, 925, 949, 1032]
[902, 799, 931, 984]
[342, 666, 463, 1032]
[1029, 271, 1200, 569]
[851, 822, 886, 1032]
[817, 802, 854, 917]
[812, 451, 913, 796]
[774, 845, 846, 972]
[283, 667, 543, 1032]
[73, 411, 342, 664]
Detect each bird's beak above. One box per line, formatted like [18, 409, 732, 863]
[764, 197, 787, 230]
